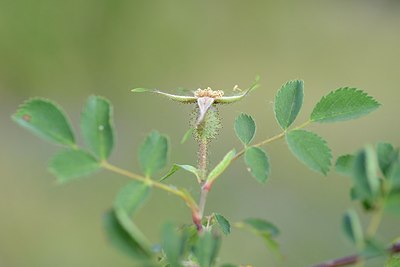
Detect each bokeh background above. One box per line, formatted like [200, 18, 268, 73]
[1, 1, 399, 266]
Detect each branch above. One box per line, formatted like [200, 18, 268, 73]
[312, 242, 400, 267]
[101, 161, 198, 212]
[232, 120, 311, 161]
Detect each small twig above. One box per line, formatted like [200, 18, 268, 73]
[101, 161, 198, 212]
[232, 120, 312, 161]
[312, 242, 400, 267]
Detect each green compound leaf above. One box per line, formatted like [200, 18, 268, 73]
[161, 222, 184, 267]
[335, 154, 356, 176]
[12, 98, 75, 147]
[242, 218, 280, 238]
[377, 142, 399, 177]
[81, 95, 114, 160]
[159, 164, 200, 182]
[310, 88, 380, 123]
[48, 149, 100, 183]
[139, 131, 169, 177]
[352, 146, 380, 201]
[237, 218, 281, 258]
[214, 213, 231, 235]
[103, 210, 154, 261]
[342, 209, 364, 249]
[234, 113, 256, 145]
[274, 80, 304, 130]
[286, 130, 332, 175]
[113, 182, 153, 257]
[194, 231, 221, 267]
[207, 149, 236, 184]
[244, 147, 270, 183]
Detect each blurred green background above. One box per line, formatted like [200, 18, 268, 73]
[1, 1, 399, 266]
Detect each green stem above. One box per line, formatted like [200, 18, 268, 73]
[198, 139, 208, 181]
[196, 139, 209, 231]
[101, 161, 198, 212]
[233, 120, 312, 161]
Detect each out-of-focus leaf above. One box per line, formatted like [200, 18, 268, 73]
[234, 113, 256, 145]
[352, 146, 380, 201]
[103, 210, 154, 261]
[242, 218, 280, 238]
[286, 130, 332, 175]
[194, 231, 221, 267]
[139, 131, 169, 177]
[48, 149, 100, 182]
[342, 209, 364, 249]
[274, 80, 304, 130]
[335, 154, 355, 176]
[388, 162, 400, 189]
[244, 147, 270, 183]
[12, 98, 75, 147]
[161, 222, 184, 267]
[237, 218, 281, 258]
[310, 88, 380, 123]
[81, 95, 114, 160]
[113, 182, 153, 257]
[385, 190, 400, 217]
[362, 238, 386, 258]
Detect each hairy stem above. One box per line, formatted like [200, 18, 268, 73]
[198, 139, 208, 180]
[196, 139, 209, 231]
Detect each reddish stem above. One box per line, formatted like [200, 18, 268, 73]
[312, 242, 400, 267]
